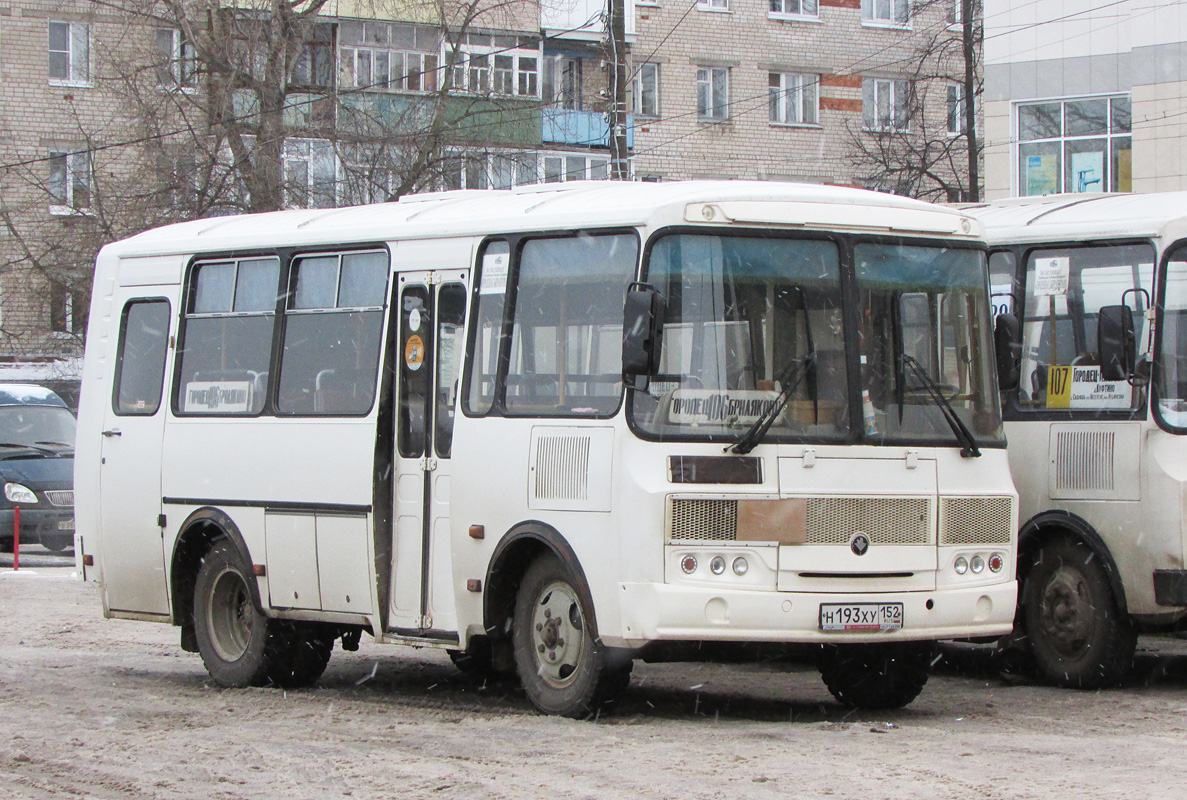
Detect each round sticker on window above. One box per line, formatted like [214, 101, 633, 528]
[408, 308, 422, 332]
[405, 334, 426, 372]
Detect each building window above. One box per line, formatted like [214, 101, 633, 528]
[635, 63, 660, 117]
[769, 72, 817, 125]
[50, 284, 86, 336]
[947, 83, 967, 134]
[49, 21, 89, 84]
[156, 28, 197, 89]
[862, 0, 909, 25]
[698, 0, 729, 10]
[1017, 96, 1132, 195]
[947, 0, 963, 26]
[770, 0, 818, 16]
[340, 22, 441, 93]
[292, 24, 334, 87]
[283, 139, 336, 209]
[543, 55, 583, 109]
[48, 150, 91, 213]
[862, 77, 910, 131]
[440, 151, 609, 189]
[697, 67, 729, 120]
[449, 34, 541, 98]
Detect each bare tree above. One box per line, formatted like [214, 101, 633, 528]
[846, 0, 982, 202]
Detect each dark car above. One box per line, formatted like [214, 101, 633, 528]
[0, 384, 75, 553]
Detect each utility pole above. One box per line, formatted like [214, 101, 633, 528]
[608, 0, 630, 180]
[961, 0, 980, 201]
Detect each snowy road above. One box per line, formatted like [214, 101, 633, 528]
[2, 565, 1186, 799]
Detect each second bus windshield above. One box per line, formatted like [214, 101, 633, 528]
[631, 233, 1002, 447]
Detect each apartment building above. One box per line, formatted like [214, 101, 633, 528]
[983, 0, 1187, 198]
[0, 0, 622, 366]
[628, 0, 974, 195]
[0, 0, 973, 364]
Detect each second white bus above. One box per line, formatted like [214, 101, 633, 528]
[76, 181, 1017, 716]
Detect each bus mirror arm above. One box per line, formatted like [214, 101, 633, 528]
[622, 283, 666, 392]
[993, 312, 1022, 393]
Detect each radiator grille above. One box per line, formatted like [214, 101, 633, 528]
[668, 497, 932, 544]
[534, 435, 590, 501]
[805, 497, 932, 545]
[669, 499, 737, 541]
[44, 490, 74, 507]
[940, 496, 1012, 545]
[1054, 430, 1115, 492]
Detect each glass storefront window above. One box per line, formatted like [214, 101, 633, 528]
[1017, 96, 1131, 196]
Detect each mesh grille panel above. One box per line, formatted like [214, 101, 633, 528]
[940, 496, 1012, 545]
[805, 497, 932, 545]
[44, 490, 73, 507]
[1054, 430, 1115, 491]
[669, 499, 737, 541]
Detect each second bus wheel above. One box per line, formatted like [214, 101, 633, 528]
[819, 642, 932, 710]
[1022, 536, 1135, 689]
[193, 540, 334, 689]
[512, 555, 632, 718]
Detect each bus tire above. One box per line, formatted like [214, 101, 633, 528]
[819, 643, 932, 709]
[266, 622, 334, 688]
[1022, 537, 1135, 689]
[194, 538, 296, 688]
[512, 555, 631, 718]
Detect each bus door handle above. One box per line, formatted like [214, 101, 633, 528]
[102, 429, 122, 437]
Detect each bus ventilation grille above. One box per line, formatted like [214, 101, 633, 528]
[939, 496, 1013, 545]
[533, 435, 591, 501]
[1054, 430, 1116, 492]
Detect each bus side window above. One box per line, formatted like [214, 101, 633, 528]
[435, 284, 467, 458]
[277, 251, 388, 416]
[114, 300, 171, 416]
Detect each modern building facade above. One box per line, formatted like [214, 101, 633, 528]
[983, 0, 1187, 198]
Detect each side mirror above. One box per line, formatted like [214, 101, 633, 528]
[993, 313, 1022, 393]
[622, 283, 665, 391]
[1098, 305, 1136, 381]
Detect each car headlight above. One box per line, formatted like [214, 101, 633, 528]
[4, 483, 37, 504]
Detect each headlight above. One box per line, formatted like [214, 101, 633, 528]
[954, 556, 968, 575]
[4, 483, 37, 504]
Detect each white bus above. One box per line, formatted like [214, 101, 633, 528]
[76, 181, 1017, 716]
[967, 191, 1187, 688]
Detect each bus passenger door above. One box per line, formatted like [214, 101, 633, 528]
[390, 272, 468, 635]
[99, 291, 174, 616]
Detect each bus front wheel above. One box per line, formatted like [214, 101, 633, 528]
[193, 540, 332, 688]
[819, 642, 932, 709]
[1022, 537, 1135, 689]
[512, 555, 631, 718]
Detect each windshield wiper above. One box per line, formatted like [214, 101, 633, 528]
[727, 352, 816, 455]
[898, 354, 981, 458]
[0, 441, 58, 455]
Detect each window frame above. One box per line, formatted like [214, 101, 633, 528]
[156, 27, 198, 90]
[863, 77, 911, 132]
[461, 228, 642, 421]
[635, 63, 660, 118]
[862, 0, 910, 27]
[1015, 95, 1132, 196]
[769, 0, 819, 20]
[769, 71, 819, 126]
[112, 299, 172, 417]
[697, 0, 730, 11]
[48, 20, 90, 85]
[697, 66, 730, 121]
[48, 149, 92, 215]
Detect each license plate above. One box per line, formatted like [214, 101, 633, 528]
[58, 519, 75, 531]
[819, 602, 903, 632]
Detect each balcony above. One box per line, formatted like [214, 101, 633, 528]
[543, 109, 634, 148]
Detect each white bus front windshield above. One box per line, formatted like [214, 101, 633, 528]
[855, 243, 1003, 446]
[629, 234, 1002, 448]
[1157, 251, 1187, 431]
[631, 234, 847, 442]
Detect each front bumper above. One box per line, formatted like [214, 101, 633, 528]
[615, 581, 1017, 647]
[0, 507, 74, 547]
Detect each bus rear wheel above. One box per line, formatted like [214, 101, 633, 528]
[512, 555, 631, 718]
[1022, 537, 1135, 689]
[194, 540, 332, 688]
[819, 643, 932, 709]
